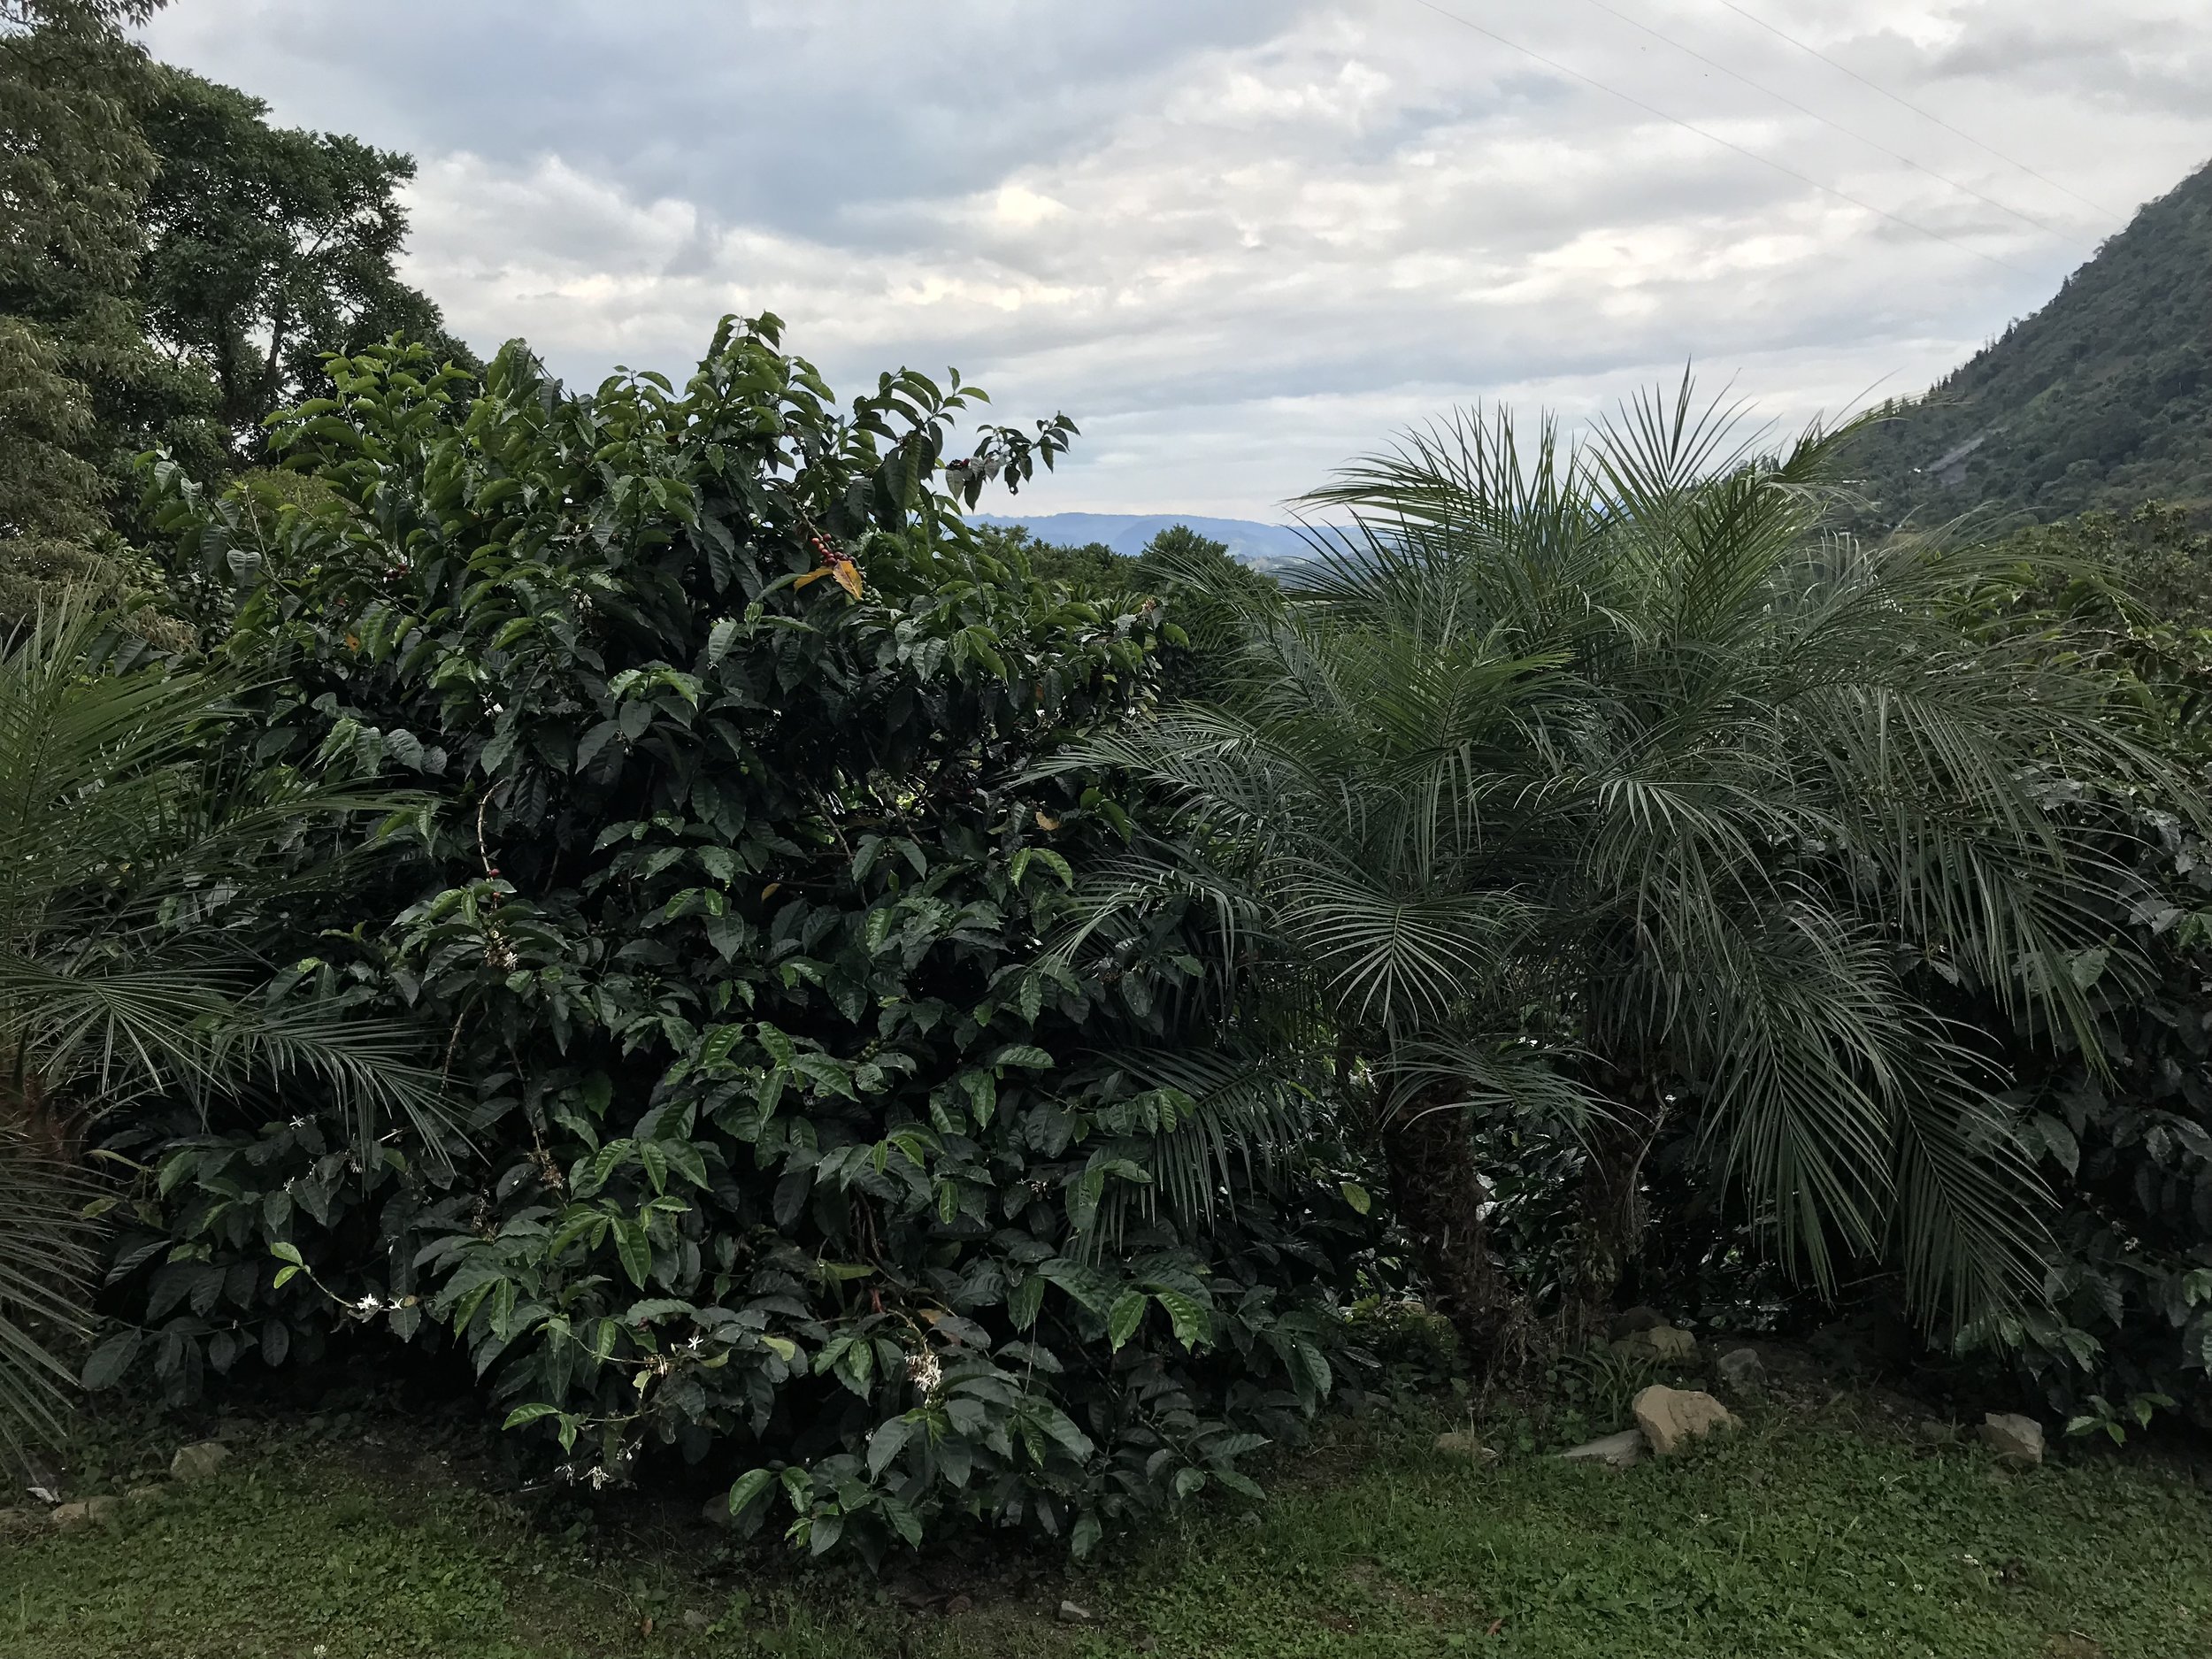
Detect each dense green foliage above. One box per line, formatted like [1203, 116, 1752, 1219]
[1074, 390, 2192, 1369]
[0, 2, 463, 626]
[96, 320, 1356, 1560]
[9, 1403, 2212, 1658]
[1848, 161, 2212, 529]
[1977, 503, 2212, 643]
[1932, 506, 2212, 1427]
[1599, 504, 2212, 1430]
[0, 0, 169, 615]
[0, 599, 440, 1458]
[136, 67, 472, 464]
[12, 8, 2212, 1551]
[977, 521, 1274, 703]
[974, 525, 1124, 594]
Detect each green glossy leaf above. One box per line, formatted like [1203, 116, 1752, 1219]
[1107, 1290, 1147, 1349]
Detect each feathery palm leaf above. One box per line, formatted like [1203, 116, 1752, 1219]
[0, 1125, 98, 1471]
[0, 597, 450, 1462]
[1068, 374, 2187, 1332]
[0, 599, 449, 1146]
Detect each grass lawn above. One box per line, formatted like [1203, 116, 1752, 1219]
[4, 1397, 2208, 1658]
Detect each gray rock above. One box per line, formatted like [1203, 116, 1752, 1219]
[1713, 1347, 1765, 1395]
[1057, 1599, 1094, 1624]
[887, 1573, 938, 1612]
[1609, 1305, 1665, 1339]
[1559, 1428, 1645, 1469]
[170, 1440, 230, 1483]
[1614, 1323, 1700, 1364]
[1432, 1429, 1496, 1463]
[1979, 1412, 2044, 1468]
[1632, 1385, 1738, 1455]
[50, 1495, 119, 1530]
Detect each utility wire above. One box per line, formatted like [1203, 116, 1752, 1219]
[1709, 0, 2124, 221]
[1571, 0, 2085, 240]
[1405, 0, 2044, 280]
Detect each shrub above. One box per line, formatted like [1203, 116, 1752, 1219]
[1941, 506, 2212, 1426]
[1622, 505, 2212, 1423]
[104, 319, 1358, 1561]
[1071, 389, 2183, 1375]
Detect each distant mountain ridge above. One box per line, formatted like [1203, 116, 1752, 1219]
[995, 161, 2212, 545]
[969, 512, 1321, 567]
[1850, 158, 2212, 527]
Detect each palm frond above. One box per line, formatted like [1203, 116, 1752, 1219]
[1105, 1048, 1321, 1228]
[0, 1126, 99, 1471]
[1067, 372, 2184, 1332]
[0, 595, 451, 1155]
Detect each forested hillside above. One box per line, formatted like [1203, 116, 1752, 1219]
[970, 511, 1317, 565]
[1849, 158, 2212, 527]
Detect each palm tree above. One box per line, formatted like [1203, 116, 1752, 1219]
[0, 1125, 98, 1472]
[0, 599, 444, 1462]
[1071, 382, 2179, 1367]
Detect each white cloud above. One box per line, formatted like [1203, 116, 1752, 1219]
[991, 186, 1070, 230]
[142, 0, 2212, 518]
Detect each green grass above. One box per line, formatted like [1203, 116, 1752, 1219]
[1098, 1409, 2211, 1659]
[0, 1452, 694, 1659]
[4, 1402, 2208, 1658]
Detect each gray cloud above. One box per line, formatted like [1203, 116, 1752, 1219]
[142, 0, 2212, 517]
[144, 1, 1313, 239]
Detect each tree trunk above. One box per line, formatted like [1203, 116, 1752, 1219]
[1379, 1085, 1532, 1374]
[1567, 1074, 1666, 1337]
[1, 1060, 73, 1159]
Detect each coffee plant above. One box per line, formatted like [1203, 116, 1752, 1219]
[94, 318, 1363, 1560]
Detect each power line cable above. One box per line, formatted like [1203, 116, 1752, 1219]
[1404, 0, 2044, 280]
[1709, 0, 2124, 220]
[1570, 0, 2089, 240]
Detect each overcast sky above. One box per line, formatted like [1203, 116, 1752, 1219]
[142, 1, 2211, 519]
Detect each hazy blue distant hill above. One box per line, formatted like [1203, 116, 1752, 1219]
[969, 512, 1320, 568]
[1848, 158, 2212, 528]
